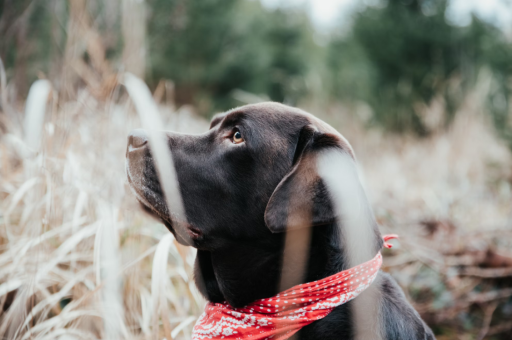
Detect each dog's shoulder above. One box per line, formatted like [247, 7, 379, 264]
[297, 272, 436, 340]
[378, 272, 435, 340]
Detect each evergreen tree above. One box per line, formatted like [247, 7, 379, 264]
[328, 0, 512, 138]
[147, 0, 315, 114]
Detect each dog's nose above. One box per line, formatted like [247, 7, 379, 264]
[127, 129, 148, 154]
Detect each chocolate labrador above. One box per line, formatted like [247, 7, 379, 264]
[125, 102, 435, 339]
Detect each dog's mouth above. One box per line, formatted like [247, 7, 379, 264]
[186, 225, 202, 239]
[125, 129, 209, 248]
[125, 158, 200, 246]
[126, 158, 208, 248]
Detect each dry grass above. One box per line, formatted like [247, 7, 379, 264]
[1, 72, 512, 340]
[0, 75, 208, 339]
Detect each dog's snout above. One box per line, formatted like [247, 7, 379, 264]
[127, 129, 148, 151]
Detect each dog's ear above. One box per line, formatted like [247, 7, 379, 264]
[209, 112, 228, 129]
[264, 125, 349, 233]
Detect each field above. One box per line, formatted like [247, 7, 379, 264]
[1, 74, 512, 340]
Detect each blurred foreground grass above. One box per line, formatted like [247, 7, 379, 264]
[0, 78, 209, 339]
[0, 75, 511, 339]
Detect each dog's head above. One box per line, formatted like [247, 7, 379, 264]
[126, 102, 371, 251]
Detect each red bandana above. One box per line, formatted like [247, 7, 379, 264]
[192, 235, 398, 340]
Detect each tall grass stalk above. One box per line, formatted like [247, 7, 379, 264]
[122, 73, 189, 242]
[0, 75, 205, 339]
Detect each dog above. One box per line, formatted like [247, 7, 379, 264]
[126, 102, 435, 339]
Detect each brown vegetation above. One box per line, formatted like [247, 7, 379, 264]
[1, 2, 512, 339]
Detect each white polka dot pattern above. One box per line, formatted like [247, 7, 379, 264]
[192, 252, 383, 340]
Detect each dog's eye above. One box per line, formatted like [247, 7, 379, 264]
[232, 130, 244, 144]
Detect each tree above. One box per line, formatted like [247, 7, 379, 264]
[147, 0, 316, 114]
[328, 0, 512, 138]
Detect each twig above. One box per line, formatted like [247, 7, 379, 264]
[477, 302, 497, 340]
[487, 321, 512, 336]
[460, 266, 512, 278]
[467, 288, 512, 304]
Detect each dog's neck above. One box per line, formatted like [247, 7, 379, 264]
[194, 222, 380, 308]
